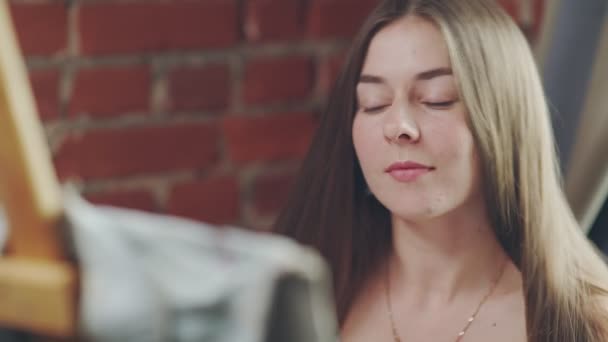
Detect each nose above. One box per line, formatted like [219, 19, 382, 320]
[383, 102, 420, 143]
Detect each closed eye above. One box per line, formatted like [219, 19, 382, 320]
[424, 100, 456, 109]
[361, 104, 390, 114]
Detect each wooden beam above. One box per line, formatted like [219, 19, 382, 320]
[0, 258, 78, 337]
[0, 0, 78, 337]
[0, 0, 64, 259]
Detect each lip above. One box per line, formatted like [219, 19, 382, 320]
[385, 161, 434, 182]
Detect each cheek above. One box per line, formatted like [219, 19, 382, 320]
[431, 121, 479, 188]
[352, 115, 380, 168]
[454, 130, 477, 172]
[425, 115, 474, 163]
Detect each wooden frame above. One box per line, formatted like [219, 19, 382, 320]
[0, 0, 77, 337]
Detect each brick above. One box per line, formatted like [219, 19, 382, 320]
[244, 0, 305, 42]
[85, 189, 158, 212]
[168, 64, 231, 112]
[319, 51, 346, 93]
[243, 56, 314, 105]
[222, 112, 316, 163]
[168, 176, 240, 225]
[9, 3, 68, 56]
[69, 66, 150, 118]
[30, 69, 60, 121]
[252, 171, 296, 216]
[54, 122, 219, 180]
[79, 1, 239, 55]
[308, 0, 378, 39]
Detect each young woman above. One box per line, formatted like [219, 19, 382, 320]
[274, 0, 608, 340]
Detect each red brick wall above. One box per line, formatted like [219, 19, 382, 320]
[8, 0, 543, 229]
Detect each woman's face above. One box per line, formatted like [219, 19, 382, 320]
[353, 15, 482, 222]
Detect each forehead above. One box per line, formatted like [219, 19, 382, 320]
[362, 15, 452, 77]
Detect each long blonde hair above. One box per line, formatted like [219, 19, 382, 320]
[421, 0, 608, 339]
[274, 0, 608, 340]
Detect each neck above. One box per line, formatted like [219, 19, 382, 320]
[388, 202, 508, 309]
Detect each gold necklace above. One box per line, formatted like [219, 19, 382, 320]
[384, 258, 508, 342]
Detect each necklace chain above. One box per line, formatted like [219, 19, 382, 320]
[384, 259, 508, 342]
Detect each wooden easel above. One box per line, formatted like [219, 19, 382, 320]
[0, 0, 77, 337]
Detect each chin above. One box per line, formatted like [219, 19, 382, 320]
[379, 198, 446, 223]
[390, 207, 444, 223]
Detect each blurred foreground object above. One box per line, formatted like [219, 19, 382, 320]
[0, 0, 338, 340]
[0, 189, 338, 342]
[0, 0, 76, 336]
[0, 0, 64, 260]
[63, 191, 337, 342]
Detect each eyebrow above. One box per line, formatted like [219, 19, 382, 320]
[358, 67, 453, 84]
